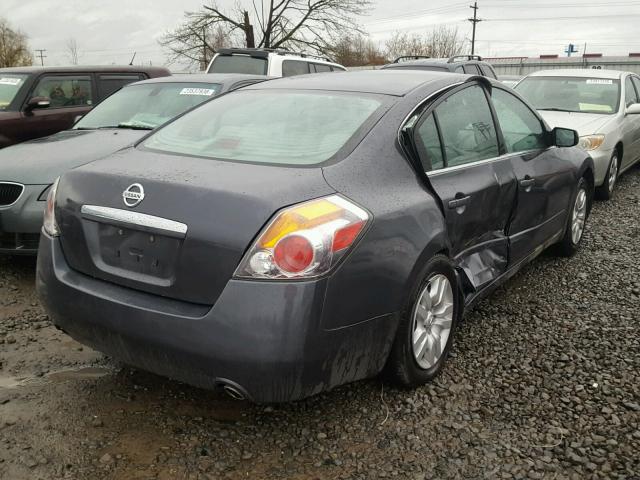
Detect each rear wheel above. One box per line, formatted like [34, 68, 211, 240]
[595, 151, 619, 200]
[558, 177, 589, 257]
[385, 255, 460, 387]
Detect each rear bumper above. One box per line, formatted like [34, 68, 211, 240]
[0, 184, 47, 255]
[36, 232, 397, 403]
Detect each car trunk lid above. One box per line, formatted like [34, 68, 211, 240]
[56, 148, 335, 305]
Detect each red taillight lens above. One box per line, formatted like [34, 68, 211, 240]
[332, 221, 365, 252]
[235, 195, 369, 279]
[273, 234, 315, 273]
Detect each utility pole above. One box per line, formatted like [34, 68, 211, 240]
[468, 2, 481, 56]
[35, 49, 47, 66]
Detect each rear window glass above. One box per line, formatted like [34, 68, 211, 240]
[75, 82, 221, 130]
[209, 55, 268, 75]
[0, 74, 28, 110]
[142, 90, 385, 166]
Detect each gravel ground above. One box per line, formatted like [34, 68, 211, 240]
[1, 166, 639, 480]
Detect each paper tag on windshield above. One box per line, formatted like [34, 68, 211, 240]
[586, 79, 613, 85]
[179, 87, 216, 96]
[0, 78, 22, 86]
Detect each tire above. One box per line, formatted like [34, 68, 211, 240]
[384, 255, 461, 387]
[595, 150, 619, 201]
[557, 176, 589, 257]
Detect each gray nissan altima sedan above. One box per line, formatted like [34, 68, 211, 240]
[36, 71, 594, 403]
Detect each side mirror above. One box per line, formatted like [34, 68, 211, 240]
[552, 127, 579, 148]
[26, 96, 51, 111]
[626, 103, 640, 115]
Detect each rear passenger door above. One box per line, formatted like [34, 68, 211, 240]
[412, 83, 518, 291]
[490, 87, 574, 265]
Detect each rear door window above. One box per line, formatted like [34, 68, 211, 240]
[480, 65, 497, 79]
[313, 64, 331, 73]
[434, 84, 499, 167]
[29, 75, 93, 108]
[282, 60, 310, 77]
[632, 76, 640, 102]
[98, 74, 144, 99]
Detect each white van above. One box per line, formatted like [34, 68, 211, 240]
[207, 48, 346, 77]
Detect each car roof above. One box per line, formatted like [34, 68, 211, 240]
[131, 73, 272, 86]
[244, 70, 468, 96]
[527, 69, 624, 80]
[0, 65, 170, 75]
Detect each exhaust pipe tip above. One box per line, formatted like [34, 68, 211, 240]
[222, 384, 246, 401]
[216, 379, 249, 401]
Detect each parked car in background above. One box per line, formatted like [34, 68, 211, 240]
[0, 74, 269, 254]
[516, 69, 640, 200]
[0, 66, 170, 149]
[37, 70, 593, 403]
[207, 48, 346, 77]
[498, 75, 522, 88]
[381, 55, 498, 79]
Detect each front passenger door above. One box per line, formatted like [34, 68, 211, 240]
[491, 87, 574, 265]
[412, 83, 518, 292]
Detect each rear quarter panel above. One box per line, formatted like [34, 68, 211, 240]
[321, 92, 450, 330]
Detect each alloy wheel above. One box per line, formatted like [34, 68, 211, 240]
[608, 155, 618, 194]
[571, 188, 587, 245]
[411, 274, 454, 370]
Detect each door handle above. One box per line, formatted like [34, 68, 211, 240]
[448, 195, 471, 209]
[520, 178, 535, 188]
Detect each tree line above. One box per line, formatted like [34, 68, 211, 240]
[0, 1, 465, 69]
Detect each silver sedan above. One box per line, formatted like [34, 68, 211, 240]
[516, 68, 640, 200]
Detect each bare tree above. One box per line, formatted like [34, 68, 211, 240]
[66, 38, 80, 65]
[385, 27, 465, 62]
[328, 34, 385, 67]
[161, 0, 372, 67]
[0, 18, 32, 68]
[159, 22, 235, 69]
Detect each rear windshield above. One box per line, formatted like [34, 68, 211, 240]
[516, 76, 621, 114]
[0, 74, 28, 110]
[142, 90, 385, 165]
[209, 55, 268, 75]
[74, 82, 221, 130]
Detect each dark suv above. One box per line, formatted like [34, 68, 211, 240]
[0, 65, 170, 148]
[381, 55, 498, 79]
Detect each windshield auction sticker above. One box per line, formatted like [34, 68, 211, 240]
[0, 78, 22, 86]
[586, 79, 613, 85]
[179, 88, 216, 96]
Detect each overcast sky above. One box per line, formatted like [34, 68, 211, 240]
[2, 0, 639, 69]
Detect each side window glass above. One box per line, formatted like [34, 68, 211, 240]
[463, 64, 481, 75]
[30, 75, 93, 108]
[414, 114, 444, 171]
[480, 65, 497, 79]
[435, 84, 499, 166]
[454, 66, 464, 73]
[632, 77, 640, 102]
[282, 60, 310, 77]
[492, 88, 547, 153]
[314, 64, 331, 73]
[625, 76, 639, 107]
[98, 74, 143, 99]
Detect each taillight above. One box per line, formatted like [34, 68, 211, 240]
[235, 195, 369, 279]
[43, 177, 60, 237]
